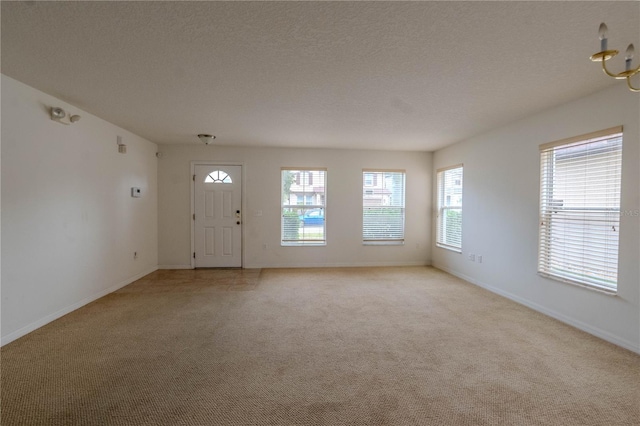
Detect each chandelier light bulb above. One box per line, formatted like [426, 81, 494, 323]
[625, 44, 635, 70]
[625, 44, 634, 60]
[598, 23, 608, 51]
[598, 23, 608, 40]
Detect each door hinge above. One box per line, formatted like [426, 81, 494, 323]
[193, 252, 196, 259]
[193, 174, 196, 181]
[193, 213, 195, 220]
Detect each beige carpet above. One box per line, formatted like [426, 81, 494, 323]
[1, 267, 638, 425]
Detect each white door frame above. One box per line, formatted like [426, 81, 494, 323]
[190, 161, 246, 269]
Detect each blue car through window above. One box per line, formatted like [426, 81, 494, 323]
[300, 209, 324, 226]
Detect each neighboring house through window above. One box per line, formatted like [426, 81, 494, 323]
[362, 170, 405, 244]
[282, 168, 326, 245]
[436, 165, 463, 252]
[538, 127, 623, 293]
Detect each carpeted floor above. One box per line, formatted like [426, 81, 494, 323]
[1, 267, 638, 425]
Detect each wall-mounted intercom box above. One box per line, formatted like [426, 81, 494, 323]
[131, 187, 142, 198]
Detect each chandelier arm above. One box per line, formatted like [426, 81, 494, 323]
[601, 60, 627, 79]
[627, 77, 640, 92]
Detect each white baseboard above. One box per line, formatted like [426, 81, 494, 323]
[433, 263, 640, 354]
[249, 260, 430, 269]
[161, 261, 433, 270]
[158, 264, 193, 270]
[1, 266, 158, 347]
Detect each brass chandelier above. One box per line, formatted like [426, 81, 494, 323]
[590, 23, 639, 92]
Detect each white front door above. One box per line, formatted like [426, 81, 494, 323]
[194, 165, 242, 267]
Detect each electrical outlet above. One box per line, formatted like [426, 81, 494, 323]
[477, 255, 483, 263]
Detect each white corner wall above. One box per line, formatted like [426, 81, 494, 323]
[158, 145, 432, 269]
[432, 84, 640, 353]
[1, 75, 159, 345]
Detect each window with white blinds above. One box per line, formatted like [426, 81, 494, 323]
[436, 165, 463, 252]
[281, 168, 326, 245]
[538, 127, 623, 293]
[362, 170, 405, 244]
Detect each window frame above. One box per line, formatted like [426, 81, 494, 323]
[436, 164, 463, 253]
[281, 168, 327, 246]
[362, 169, 406, 245]
[537, 126, 623, 294]
[204, 170, 232, 183]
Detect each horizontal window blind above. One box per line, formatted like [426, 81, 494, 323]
[282, 169, 326, 245]
[538, 129, 622, 292]
[436, 165, 463, 251]
[362, 170, 405, 243]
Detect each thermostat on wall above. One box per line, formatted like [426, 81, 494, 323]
[131, 187, 142, 198]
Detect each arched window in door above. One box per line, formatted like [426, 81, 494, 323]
[204, 170, 232, 183]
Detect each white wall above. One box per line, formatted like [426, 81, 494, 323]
[158, 145, 432, 269]
[1, 75, 159, 345]
[432, 84, 640, 353]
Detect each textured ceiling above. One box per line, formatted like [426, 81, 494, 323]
[2, 1, 639, 151]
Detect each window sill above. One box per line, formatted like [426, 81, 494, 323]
[363, 241, 404, 246]
[537, 272, 617, 296]
[281, 242, 326, 247]
[436, 243, 462, 253]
